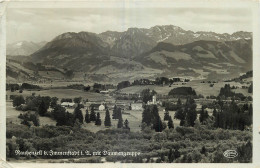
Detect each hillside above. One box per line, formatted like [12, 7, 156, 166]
[135, 39, 252, 80]
[6, 25, 252, 83]
[7, 41, 46, 56]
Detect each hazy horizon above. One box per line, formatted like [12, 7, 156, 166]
[7, 8, 252, 44]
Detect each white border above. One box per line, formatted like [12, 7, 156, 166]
[0, 0, 259, 168]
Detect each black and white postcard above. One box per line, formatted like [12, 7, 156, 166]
[0, 0, 259, 168]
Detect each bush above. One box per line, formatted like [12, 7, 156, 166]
[21, 83, 41, 90]
[13, 95, 25, 107]
[168, 87, 196, 96]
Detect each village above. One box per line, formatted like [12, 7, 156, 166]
[6, 73, 252, 134]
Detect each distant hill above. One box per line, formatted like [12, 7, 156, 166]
[135, 39, 252, 80]
[6, 25, 252, 83]
[7, 41, 46, 56]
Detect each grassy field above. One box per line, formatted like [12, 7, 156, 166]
[79, 108, 180, 133]
[6, 101, 56, 126]
[6, 89, 112, 102]
[6, 80, 251, 133]
[119, 80, 251, 97]
[7, 99, 180, 133]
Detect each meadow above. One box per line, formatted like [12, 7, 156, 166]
[119, 80, 251, 97]
[6, 101, 180, 133]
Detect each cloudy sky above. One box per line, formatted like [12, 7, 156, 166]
[6, 7, 252, 44]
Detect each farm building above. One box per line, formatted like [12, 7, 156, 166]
[196, 103, 202, 111]
[89, 103, 106, 111]
[131, 103, 143, 111]
[90, 104, 101, 110]
[100, 90, 109, 94]
[99, 104, 105, 111]
[61, 102, 76, 108]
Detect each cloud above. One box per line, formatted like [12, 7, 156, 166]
[6, 7, 252, 44]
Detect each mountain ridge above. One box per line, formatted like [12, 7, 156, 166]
[7, 25, 252, 82]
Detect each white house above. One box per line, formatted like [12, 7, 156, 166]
[131, 103, 143, 111]
[99, 104, 105, 111]
[100, 90, 109, 94]
[61, 102, 76, 108]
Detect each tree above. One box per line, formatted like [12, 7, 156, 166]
[104, 109, 111, 127]
[181, 154, 187, 162]
[21, 119, 31, 127]
[117, 81, 130, 90]
[141, 89, 157, 104]
[213, 107, 217, 117]
[85, 109, 90, 123]
[174, 108, 185, 121]
[214, 112, 220, 128]
[174, 149, 181, 159]
[73, 105, 83, 124]
[151, 105, 160, 121]
[168, 116, 174, 129]
[199, 106, 208, 124]
[116, 107, 122, 120]
[153, 115, 164, 132]
[164, 109, 170, 121]
[117, 111, 123, 128]
[42, 96, 51, 109]
[90, 106, 96, 122]
[180, 119, 185, 126]
[50, 97, 58, 108]
[38, 100, 48, 116]
[95, 112, 101, 125]
[237, 141, 252, 163]
[30, 113, 40, 126]
[112, 105, 117, 119]
[200, 146, 206, 155]
[142, 105, 152, 125]
[187, 154, 192, 163]
[124, 119, 130, 129]
[52, 105, 66, 126]
[74, 119, 81, 129]
[168, 87, 196, 96]
[13, 95, 25, 107]
[177, 98, 182, 108]
[73, 97, 82, 104]
[168, 149, 174, 163]
[65, 112, 74, 127]
[19, 112, 40, 127]
[185, 97, 197, 127]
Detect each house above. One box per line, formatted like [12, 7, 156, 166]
[147, 95, 161, 105]
[89, 103, 106, 111]
[90, 104, 101, 110]
[196, 103, 202, 111]
[61, 102, 76, 108]
[100, 90, 109, 94]
[99, 104, 105, 111]
[131, 103, 143, 111]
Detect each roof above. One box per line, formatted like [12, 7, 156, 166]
[61, 102, 75, 106]
[100, 90, 109, 93]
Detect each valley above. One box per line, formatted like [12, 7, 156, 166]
[6, 24, 253, 163]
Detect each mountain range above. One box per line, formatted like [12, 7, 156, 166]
[7, 41, 47, 56]
[6, 25, 252, 83]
